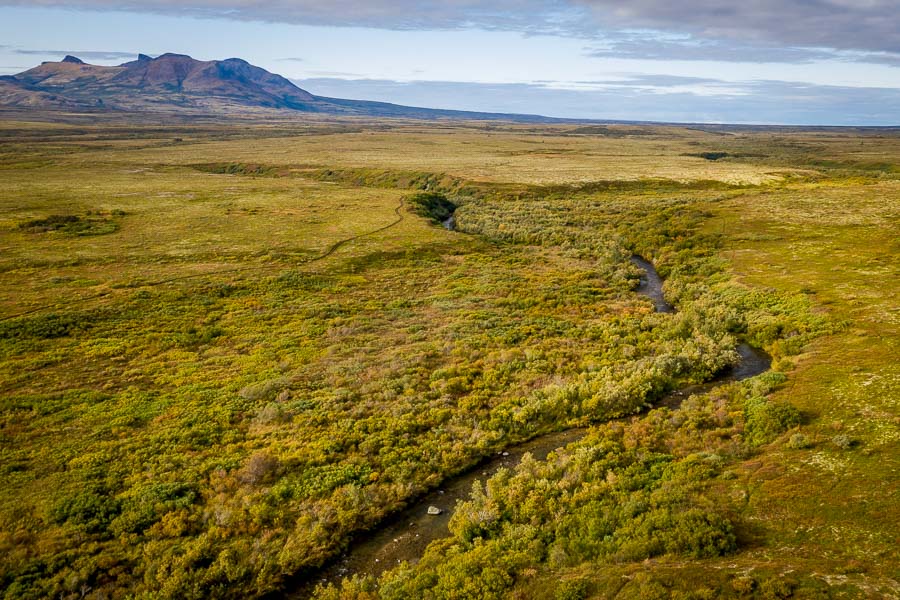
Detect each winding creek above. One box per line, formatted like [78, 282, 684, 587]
[287, 256, 770, 598]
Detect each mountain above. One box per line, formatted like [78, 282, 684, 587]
[2, 53, 318, 111]
[0, 53, 559, 122]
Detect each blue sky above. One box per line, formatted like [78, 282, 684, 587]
[1, 2, 899, 124]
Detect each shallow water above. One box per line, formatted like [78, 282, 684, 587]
[288, 427, 587, 595]
[442, 214, 456, 231]
[629, 255, 675, 313]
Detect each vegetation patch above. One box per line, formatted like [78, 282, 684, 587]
[0, 310, 97, 340]
[407, 192, 457, 223]
[192, 162, 284, 176]
[18, 212, 122, 236]
[686, 151, 732, 161]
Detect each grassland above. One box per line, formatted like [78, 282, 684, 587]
[0, 114, 897, 599]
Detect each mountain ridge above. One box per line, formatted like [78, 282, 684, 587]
[0, 53, 563, 122]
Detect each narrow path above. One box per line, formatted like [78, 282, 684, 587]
[1, 199, 406, 322]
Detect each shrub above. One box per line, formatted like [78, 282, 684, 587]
[0, 313, 86, 340]
[556, 578, 589, 600]
[239, 377, 289, 401]
[193, 162, 280, 176]
[18, 214, 119, 236]
[617, 508, 737, 560]
[51, 487, 121, 534]
[110, 482, 198, 535]
[744, 397, 802, 446]
[832, 434, 856, 450]
[759, 575, 796, 599]
[238, 453, 280, 485]
[787, 433, 812, 449]
[254, 402, 291, 424]
[408, 192, 457, 223]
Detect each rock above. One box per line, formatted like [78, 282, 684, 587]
[502, 451, 510, 456]
[427, 506, 443, 516]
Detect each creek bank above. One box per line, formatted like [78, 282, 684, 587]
[286, 256, 770, 597]
[407, 192, 457, 227]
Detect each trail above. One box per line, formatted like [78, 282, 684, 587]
[1, 199, 406, 323]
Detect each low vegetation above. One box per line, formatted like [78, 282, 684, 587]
[18, 212, 123, 236]
[0, 117, 896, 599]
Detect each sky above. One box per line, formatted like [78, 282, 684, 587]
[1, 1, 899, 124]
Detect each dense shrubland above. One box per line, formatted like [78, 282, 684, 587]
[309, 182, 831, 599]
[0, 137, 841, 600]
[317, 373, 788, 599]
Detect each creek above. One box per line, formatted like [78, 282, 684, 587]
[287, 256, 769, 597]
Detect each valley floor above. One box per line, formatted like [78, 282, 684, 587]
[0, 114, 897, 599]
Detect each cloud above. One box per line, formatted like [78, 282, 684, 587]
[306, 70, 366, 78]
[275, 57, 305, 62]
[13, 49, 138, 61]
[576, 0, 900, 55]
[295, 75, 900, 125]
[586, 32, 843, 64]
[4, 0, 900, 62]
[1, 0, 583, 33]
[550, 74, 753, 97]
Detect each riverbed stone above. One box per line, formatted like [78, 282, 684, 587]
[427, 506, 442, 515]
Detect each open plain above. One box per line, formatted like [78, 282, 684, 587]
[0, 113, 897, 599]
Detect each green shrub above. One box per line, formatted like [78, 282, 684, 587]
[50, 487, 121, 534]
[18, 214, 119, 236]
[110, 482, 197, 535]
[193, 162, 280, 176]
[556, 578, 589, 600]
[0, 312, 90, 340]
[616, 508, 737, 560]
[744, 397, 802, 446]
[408, 192, 457, 223]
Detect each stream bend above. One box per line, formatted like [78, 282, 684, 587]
[287, 256, 770, 597]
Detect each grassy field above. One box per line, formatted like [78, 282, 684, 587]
[0, 114, 897, 599]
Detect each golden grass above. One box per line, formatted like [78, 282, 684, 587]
[699, 178, 900, 590]
[1, 115, 898, 598]
[38, 124, 795, 185]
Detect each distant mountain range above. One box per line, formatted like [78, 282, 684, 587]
[0, 53, 560, 122]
